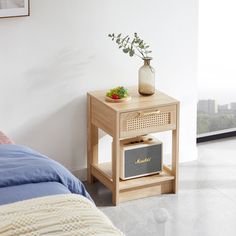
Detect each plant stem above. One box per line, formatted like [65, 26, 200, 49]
[134, 46, 145, 58]
[134, 53, 143, 59]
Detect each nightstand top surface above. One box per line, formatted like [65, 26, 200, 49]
[88, 86, 179, 112]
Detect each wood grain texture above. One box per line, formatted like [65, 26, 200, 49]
[172, 103, 180, 193]
[87, 94, 99, 184]
[112, 113, 120, 205]
[91, 97, 115, 136]
[87, 87, 179, 205]
[119, 181, 174, 203]
[88, 86, 179, 113]
[94, 162, 174, 191]
[91, 164, 113, 191]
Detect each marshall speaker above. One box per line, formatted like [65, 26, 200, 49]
[120, 135, 163, 180]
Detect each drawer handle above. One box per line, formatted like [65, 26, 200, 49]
[137, 110, 161, 117]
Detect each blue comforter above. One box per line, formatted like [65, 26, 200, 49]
[0, 144, 91, 201]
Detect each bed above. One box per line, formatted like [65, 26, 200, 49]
[0, 132, 123, 236]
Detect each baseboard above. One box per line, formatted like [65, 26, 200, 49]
[197, 129, 236, 143]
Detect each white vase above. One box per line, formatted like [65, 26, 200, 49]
[138, 57, 155, 96]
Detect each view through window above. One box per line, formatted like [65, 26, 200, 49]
[198, 0, 236, 135]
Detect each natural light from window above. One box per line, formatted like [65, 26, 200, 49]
[198, 0, 236, 135]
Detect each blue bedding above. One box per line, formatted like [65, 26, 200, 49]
[0, 182, 71, 205]
[0, 144, 91, 204]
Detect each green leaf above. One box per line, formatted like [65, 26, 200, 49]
[108, 32, 152, 60]
[129, 49, 135, 57]
[121, 36, 128, 43]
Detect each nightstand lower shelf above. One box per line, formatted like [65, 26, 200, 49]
[91, 162, 175, 203]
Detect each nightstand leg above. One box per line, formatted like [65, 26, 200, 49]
[112, 137, 120, 205]
[87, 95, 98, 184]
[172, 103, 180, 193]
[87, 124, 98, 184]
[112, 112, 120, 205]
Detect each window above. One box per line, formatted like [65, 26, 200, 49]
[198, 0, 236, 140]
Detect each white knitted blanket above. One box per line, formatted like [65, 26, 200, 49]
[0, 194, 124, 236]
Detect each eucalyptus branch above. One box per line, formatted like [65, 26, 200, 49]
[134, 53, 143, 59]
[108, 33, 152, 59]
[135, 46, 145, 58]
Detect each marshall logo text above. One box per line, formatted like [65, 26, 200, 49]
[135, 157, 152, 165]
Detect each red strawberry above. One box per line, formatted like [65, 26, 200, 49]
[112, 94, 119, 99]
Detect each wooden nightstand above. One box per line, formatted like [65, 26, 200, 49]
[87, 86, 179, 205]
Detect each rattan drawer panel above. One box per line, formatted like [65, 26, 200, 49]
[120, 105, 176, 138]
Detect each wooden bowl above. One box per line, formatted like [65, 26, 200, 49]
[105, 96, 131, 103]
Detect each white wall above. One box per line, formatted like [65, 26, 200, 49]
[0, 0, 198, 179]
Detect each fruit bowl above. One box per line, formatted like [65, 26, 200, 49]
[105, 96, 131, 103]
[105, 86, 131, 103]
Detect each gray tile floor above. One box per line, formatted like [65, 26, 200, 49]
[84, 138, 236, 236]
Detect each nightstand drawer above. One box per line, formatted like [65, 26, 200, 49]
[120, 105, 176, 138]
